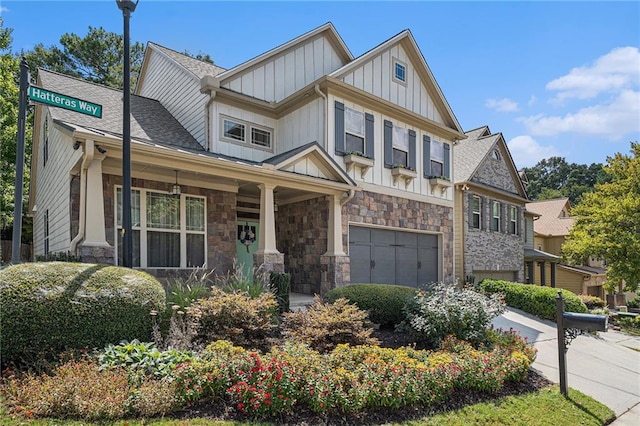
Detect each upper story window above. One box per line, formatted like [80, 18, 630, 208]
[430, 140, 445, 177]
[345, 107, 365, 154]
[492, 149, 501, 160]
[384, 119, 415, 170]
[423, 136, 450, 180]
[393, 58, 407, 84]
[335, 101, 375, 159]
[510, 205, 517, 234]
[472, 196, 482, 229]
[492, 201, 501, 231]
[392, 125, 409, 167]
[220, 115, 273, 150]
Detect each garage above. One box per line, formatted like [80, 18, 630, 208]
[349, 226, 439, 287]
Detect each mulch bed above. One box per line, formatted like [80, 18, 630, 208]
[170, 329, 553, 425]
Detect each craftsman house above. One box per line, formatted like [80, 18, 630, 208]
[29, 23, 465, 294]
[452, 126, 529, 284]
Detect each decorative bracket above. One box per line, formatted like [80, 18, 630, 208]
[344, 154, 374, 179]
[391, 167, 417, 188]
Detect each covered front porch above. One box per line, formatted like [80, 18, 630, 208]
[524, 248, 560, 287]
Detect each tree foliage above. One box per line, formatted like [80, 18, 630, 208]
[562, 143, 640, 292]
[521, 156, 607, 205]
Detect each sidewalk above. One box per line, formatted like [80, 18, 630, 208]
[493, 308, 640, 422]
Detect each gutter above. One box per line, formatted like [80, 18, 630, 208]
[200, 76, 220, 152]
[69, 140, 95, 253]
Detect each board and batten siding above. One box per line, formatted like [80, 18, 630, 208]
[328, 95, 453, 201]
[338, 44, 444, 125]
[221, 35, 345, 103]
[137, 49, 207, 147]
[33, 114, 83, 256]
[277, 99, 324, 153]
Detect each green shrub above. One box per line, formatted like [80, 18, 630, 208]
[402, 283, 506, 348]
[626, 296, 640, 309]
[0, 262, 166, 365]
[270, 271, 291, 314]
[578, 294, 606, 310]
[480, 280, 587, 321]
[281, 296, 379, 353]
[98, 339, 192, 379]
[325, 284, 417, 328]
[216, 260, 272, 298]
[190, 287, 278, 350]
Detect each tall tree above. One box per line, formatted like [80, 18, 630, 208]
[562, 143, 640, 292]
[24, 26, 145, 90]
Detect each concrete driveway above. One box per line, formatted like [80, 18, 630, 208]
[492, 308, 640, 419]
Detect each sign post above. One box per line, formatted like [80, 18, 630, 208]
[11, 58, 29, 264]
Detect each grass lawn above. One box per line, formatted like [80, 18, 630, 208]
[1, 386, 615, 426]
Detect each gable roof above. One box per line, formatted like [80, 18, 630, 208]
[217, 22, 353, 83]
[147, 42, 227, 79]
[453, 126, 527, 198]
[37, 69, 203, 151]
[330, 29, 463, 135]
[526, 198, 574, 237]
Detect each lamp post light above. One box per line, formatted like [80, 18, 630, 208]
[116, 0, 138, 267]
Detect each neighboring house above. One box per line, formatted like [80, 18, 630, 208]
[453, 126, 529, 284]
[29, 23, 466, 295]
[526, 198, 606, 296]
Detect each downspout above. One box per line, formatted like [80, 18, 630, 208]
[340, 189, 355, 206]
[203, 89, 217, 152]
[70, 140, 95, 253]
[314, 84, 327, 148]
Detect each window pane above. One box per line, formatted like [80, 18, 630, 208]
[393, 148, 408, 167]
[346, 133, 364, 154]
[147, 231, 180, 267]
[392, 126, 408, 150]
[395, 62, 406, 82]
[431, 140, 444, 161]
[117, 188, 140, 227]
[473, 197, 480, 213]
[187, 234, 205, 268]
[431, 160, 443, 177]
[251, 127, 271, 148]
[117, 229, 140, 267]
[147, 192, 180, 229]
[472, 214, 480, 229]
[345, 107, 364, 136]
[186, 197, 205, 231]
[224, 120, 245, 141]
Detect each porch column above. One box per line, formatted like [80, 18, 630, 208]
[550, 262, 557, 288]
[320, 193, 349, 294]
[254, 183, 284, 274]
[539, 261, 546, 286]
[325, 193, 346, 256]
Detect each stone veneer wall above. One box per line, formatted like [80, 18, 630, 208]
[343, 190, 455, 282]
[276, 196, 329, 294]
[102, 174, 237, 276]
[463, 193, 524, 281]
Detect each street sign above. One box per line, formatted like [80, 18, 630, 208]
[28, 86, 102, 118]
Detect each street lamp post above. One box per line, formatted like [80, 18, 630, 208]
[116, 0, 138, 267]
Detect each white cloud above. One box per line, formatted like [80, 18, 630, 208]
[0, 6, 8, 13]
[485, 97, 519, 112]
[528, 95, 537, 107]
[507, 135, 561, 168]
[546, 46, 640, 102]
[521, 90, 640, 139]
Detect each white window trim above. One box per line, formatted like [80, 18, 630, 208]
[219, 114, 274, 152]
[115, 186, 207, 269]
[492, 201, 501, 231]
[392, 57, 408, 86]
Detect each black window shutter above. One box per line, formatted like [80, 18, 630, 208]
[365, 113, 374, 159]
[444, 142, 451, 179]
[384, 120, 393, 168]
[335, 101, 345, 155]
[468, 193, 474, 227]
[423, 135, 431, 178]
[408, 129, 416, 170]
[517, 206, 522, 235]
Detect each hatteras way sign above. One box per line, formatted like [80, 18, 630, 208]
[28, 86, 102, 118]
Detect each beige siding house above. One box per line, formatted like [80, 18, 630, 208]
[29, 23, 465, 295]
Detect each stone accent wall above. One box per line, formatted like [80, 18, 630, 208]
[472, 152, 518, 193]
[79, 245, 115, 265]
[344, 190, 455, 281]
[276, 196, 329, 294]
[320, 255, 350, 295]
[102, 174, 237, 274]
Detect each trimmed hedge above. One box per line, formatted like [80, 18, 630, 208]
[0, 262, 165, 364]
[479, 279, 587, 321]
[324, 284, 417, 328]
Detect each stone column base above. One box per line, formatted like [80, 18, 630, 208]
[320, 255, 350, 295]
[78, 245, 115, 265]
[253, 251, 285, 274]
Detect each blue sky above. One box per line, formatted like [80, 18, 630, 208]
[2, 1, 639, 168]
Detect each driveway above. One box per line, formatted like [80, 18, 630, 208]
[492, 308, 640, 417]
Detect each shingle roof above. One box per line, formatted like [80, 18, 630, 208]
[37, 69, 204, 151]
[453, 126, 499, 182]
[526, 198, 574, 236]
[149, 42, 226, 79]
[558, 264, 607, 275]
[524, 248, 560, 262]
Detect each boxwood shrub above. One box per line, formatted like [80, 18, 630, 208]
[0, 262, 165, 365]
[479, 279, 587, 321]
[324, 283, 417, 328]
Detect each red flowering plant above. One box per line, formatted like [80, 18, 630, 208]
[226, 352, 297, 417]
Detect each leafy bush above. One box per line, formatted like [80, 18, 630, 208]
[281, 296, 379, 353]
[325, 284, 417, 328]
[578, 294, 606, 310]
[402, 283, 506, 348]
[626, 296, 640, 309]
[98, 339, 192, 379]
[480, 280, 587, 321]
[216, 260, 272, 298]
[190, 287, 278, 350]
[0, 262, 166, 365]
[270, 271, 291, 314]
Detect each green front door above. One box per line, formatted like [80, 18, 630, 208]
[236, 221, 259, 277]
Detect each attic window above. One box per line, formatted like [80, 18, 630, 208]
[393, 58, 407, 85]
[492, 149, 501, 160]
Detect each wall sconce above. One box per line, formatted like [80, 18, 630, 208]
[171, 170, 181, 196]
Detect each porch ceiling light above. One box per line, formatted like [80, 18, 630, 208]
[171, 170, 181, 196]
